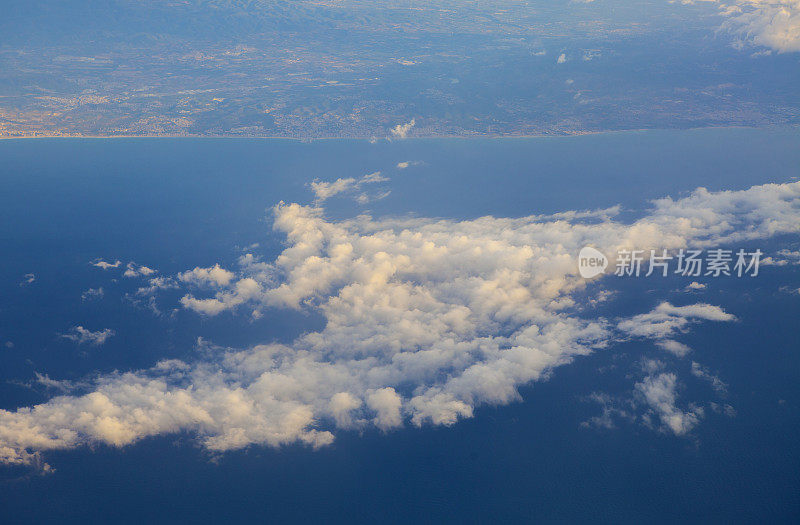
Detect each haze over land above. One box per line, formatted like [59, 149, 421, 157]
[2, 0, 799, 138]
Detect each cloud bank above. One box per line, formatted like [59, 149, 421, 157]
[715, 0, 800, 52]
[1, 181, 799, 467]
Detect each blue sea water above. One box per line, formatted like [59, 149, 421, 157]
[0, 129, 799, 523]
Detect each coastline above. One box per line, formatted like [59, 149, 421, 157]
[2, 124, 798, 142]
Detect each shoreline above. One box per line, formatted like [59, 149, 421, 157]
[1, 125, 798, 141]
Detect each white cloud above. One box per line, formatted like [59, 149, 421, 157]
[135, 277, 179, 296]
[762, 249, 800, 266]
[710, 402, 737, 417]
[586, 357, 726, 434]
[329, 392, 363, 429]
[91, 259, 121, 270]
[581, 392, 635, 430]
[81, 287, 105, 301]
[60, 326, 115, 346]
[308, 177, 357, 202]
[19, 273, 35, 286]
[361, 171, 388, 184]
[124, 262, 157, 278]
[635, 373, 703, 435]
[718, 0, 800, 53]
[309, 171, 390, 203]
[366, 388, 404, 431]
[656, 339, 693, 357]
[1, 181, 799, 466]
[686, 281, 707, 290]
[582, 359, 713, 436]
[618, 302, 735, 340]
[180, 277, 262, 316]
[557, 53, 567, 64]
[179, 264, 235, 287]
[683, 0, 800, 52]
[390, 119, 416, 139]
[691, 361, 728, 394]
[34, 373, 90, 394]
[641, 357, 667, 375]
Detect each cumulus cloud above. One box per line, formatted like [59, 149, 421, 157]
[180, 277, 262, 316]
[681, 0, 800, 52]
[91, 259, 121, 270]
[718, 0, 800, 52]
[179, 264, 235, 287]
[557, 53, 567, 64]
[366, 388, 404, 431]
[390, 119, 416, 139]
[124, 262, 157, 278]
[1, 181, 799, 467]
[762, 248, 800, 266]
[60, 326, 115, 346]
[329, 392, 363, 429]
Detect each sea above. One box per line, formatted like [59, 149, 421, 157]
[0, 128, 798, 523]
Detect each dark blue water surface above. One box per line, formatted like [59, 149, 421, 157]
[0, 129, 799, 523]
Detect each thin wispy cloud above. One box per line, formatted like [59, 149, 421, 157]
[135, 277, 179, 297]
[309, 171, 390, 203]
[60, 326, 115, 346]
[81, 287, 105, 301]
[396, 161, 421, 169]
[635, 371, 703, 435]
